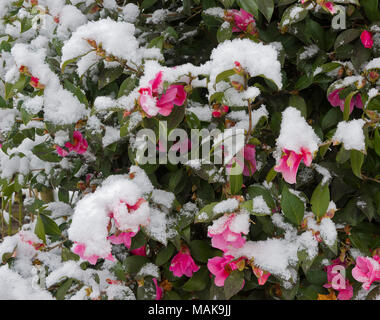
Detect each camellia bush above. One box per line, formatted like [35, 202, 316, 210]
[0, 0, 380, 300]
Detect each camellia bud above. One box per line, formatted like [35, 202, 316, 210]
[355, 78, 366, 89]
[231, 81, 244, 91]
[369, 70, 379, 82]
[233, 61, 243, 75]
[372, 248, 380, 257]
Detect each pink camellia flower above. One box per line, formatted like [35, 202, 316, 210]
[130, 245, 147, 256]
[56, 131, 88, 157]
[323, 258, 353, 300]
[226, 144, 257, 177]
[352, 255, 380, 290]
[73, 243, 114, 265]
[274, 147, 312, 184]
[153, 278, 163, 300]
[328, 88, 363, 114]
[65, 131, 88, 154]
[242, 144, 257, 176]
[138, 71, 187, 117]
[207, 213, 249, 252]
[212, 105, 229, 118]
[252, 266, 271, 285]
[225, 9, 255, 33]
[55, 145, 69, 157]
[360, 30, 374, 49]
[207, 255, 244, 287]
[322, 1, 336, 14]
[108, 231, 137, 249]
[169, 245, 200, 277]
[30, 76, 45, 89]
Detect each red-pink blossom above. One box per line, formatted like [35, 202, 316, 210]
[274, 147, 312, 184]
[360, 30, 374, 49]
[207, 213, 248, 252]
[56, 131, 88, 157]
[328, 88, 363, 114]
[324, 258, 353, 300]
[252, 266, 271, 285]
[108, 231, 137, 249]
[226, 9, 255, 33]
[73, 242, 114, 265]
[207, 255, 243, 287]
[65, 131, 88, 154]
[352, 255, 380, 290]
[169, 245, 199, 277]
[153, 278, 163, 300]
[322, 2, 336, 14]
[130, 245, 147, 256]
[138, 71, 186, 117]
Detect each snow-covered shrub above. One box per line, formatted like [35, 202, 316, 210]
[0, 0, 379, 300]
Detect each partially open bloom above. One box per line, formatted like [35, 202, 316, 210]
[56, 131, 88, 157]
[30, 77, 45, 89]
[112, 198, 150, 233]
[108, 231, 137, 249]
[225, 9, 256, 34]
[274, 147, 312, 184]
[169, 245, 199, 277]
[252, 266, 271, 285]
[242, 144, 257, 176]
[212, 105, 229, 118]
[208, 213, 250, 252]
[324, 258, 353, 300]
[360, 30, 374, 49]
[19, 231, 45, 251]
[73, 242, 114, 265]
[153, 278, 163, 300]
[328, 88, 363, 114]
[320, 1, 336, 14]
[138, 71, 186, 117]
[207, 255, 245, 287]
[65, 131, 88, 154]
[130, 245, 147, 256]
[352, 255, 380, 290]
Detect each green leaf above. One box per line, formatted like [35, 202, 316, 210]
[289, 95, 307, 118]
[141, 0, 158, 10]
[374, 128, 380, 157]
[189, 240, 218, 263]
[123, 255, 150, 274]
[361, 0, 380, 22]
[257, 0, 274, 22]
[98, 67, 123, 90]
[281, 186, 305, 226]
[182, 266, 209, 291]
[229, 170, 243, 195]
[118, 77, 137, 98]
[194, 202, 219, 223]
[224, 270, 244, 299]
[280, 4, 308, 28]
[334, 29, 361, 50]
[350, 149, 364, 179]
[34, 213, 46, 243]
[237, 0, 259, 17]
[343, 91, 357, 121]
[32, 143, 61, 163]
[217, 24, 233, 43]
[310, 182, 330, 218]
[155, 243, 175, 266]
[215, 69, 235, 84]
[56, 278, 74, 300]
[40, 214, 61, 236]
